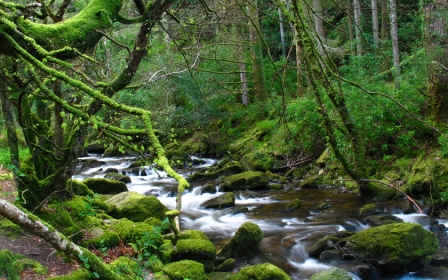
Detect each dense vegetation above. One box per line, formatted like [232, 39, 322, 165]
[1, 0, 448, 278]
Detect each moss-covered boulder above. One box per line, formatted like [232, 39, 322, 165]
[359, 203, 378, 216]
[81, 227, 121, 249]
[215, 258, 236, 272]
[108, 218, 157, 244]
[187, 161, 244, 183]
[66, 179, 94, 196]
[309, 267, 352, 280]
[364, 215, 403, 227]
[199, 192, 235, 209]
[0, 249, 47, 280]
[108, 256, 142, 278]
[217, 222, 263, 259]
[80, 159, 105, 170]
[229, 263, 291, 280]
[103, 145, 133, 157]
[221, 171, 269, 191]
[104, 172, 132, 184]
[105, 191, 167, 222]
[308, 235, 339, 258]
[161, 260, 208, 280]
[342, 222, 439, 272]
[83, 178, 128, 194]
[285, 199, 301, 211]
[265, 170, 287, 184]
[172, 239, 216, 272]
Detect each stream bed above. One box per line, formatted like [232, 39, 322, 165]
[74, 155, 447, 280]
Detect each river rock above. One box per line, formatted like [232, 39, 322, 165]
[229, 263, 290, 280]
[318, 250, 341, 262]
[341, 222, 439, 272]
[285, 198, 301, 211]
[215, 258, 235, 272]
[309, 267, 352, 280]
[66, 179, 94, 196]
[359, 203, 378, 216]
[80, 159, 105, 170]
[199, 192, 235, 209]
[172, 239, 216, 273]
[104, 172, 132, 184]
[217, 222, 263, 259]
[187, 161, 244, 183]
[308, 235, 339, 258]
[364, 214, 403, 227]
[265, 170, 287, 184]
[220, 171, 269, 191]
[83, 178, 128, 194]
[162, 260, 208, 280]
[105, 191, 167, 222]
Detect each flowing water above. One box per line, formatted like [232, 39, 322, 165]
[74, 155, 447, 280]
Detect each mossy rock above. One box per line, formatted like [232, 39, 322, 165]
[342, 222, 439, 272]
[164, 229, 211, 245]
[199, 192, 235, 209]
[105, 191, 167, 222]
[66, 179, 94, 197]
[103, 145, 132, 157]
[187, 161, 244, 183]
[309, 267, 351, 280]
[364, 215, 403, 227]
[221, 171, 269, 191]
[104, 172, 132, 184]
[314, 202, 331, 212]
[308, 235, 339, 258]
[81, 228, 120, 249]
[217, 222, 263, 259]
[161, 260, 208, 280]
[265, 170, 287, 184]
[215, 258, 236, 272]
[173, 239, 216, 261]
[108, 218, 157, 244]
[229, 263, 291, 280]
[359, 203, 378, 216]
[108, 256, 142, 278]
[0, 249, 47, 280]
[83, 178, 128, 194]
[285, 199, 301, 211]
[241, 151, 275, 171]
[300, 174, 323, 188]
[80, 159, 105, 170]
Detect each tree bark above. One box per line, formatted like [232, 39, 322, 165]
[353, 0, 363, 56]
[239, 45, 250, 106]
[278, 8, 287, 60]
[0, 79, 19, 171]
[371, 0, 379, 47]
[389, 0, 400, 89]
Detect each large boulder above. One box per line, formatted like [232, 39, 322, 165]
[104, 172, 132, 184]
[83, 178, 128, 194]
[187, 161, 244, 183]
[217, 222, 263, 259]
[172, 239, 216, 273]
[105, 191, 167, 222]
[162, 260, 208, 280]
[342, 222, 438, 272]
[221, 171, 269, 191]
[199, 192, 235, 209]
[229, 263, 291, 280]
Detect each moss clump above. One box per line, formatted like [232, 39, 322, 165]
[0, 249, 47, 280]
[309, 267, 352, 280]
[104, 172, 132, 184]
[343, 222, 438, 272]
[359, 203, 377, 216]
[106, 191, 167, 222]
[82, 228, 120, 249]
[164, 229, 210, 245]
[47, 268, 89, 279]
[187, 161, 244, 183]
[229, 263, 291, 280]
[217, 222, 263, 259]
[161, 260, 208, 280]
[0, 217, 23, 237]
[66, 179, 94, 197]
[285, 199, 301, 211]
[199, 192, 235, 209]
[221, 171, 269, 191]
[108, 256, 142, 278]
[83, 178, 128, 194]
[173, 239, 216, 261]
[109, 218, 155, 244]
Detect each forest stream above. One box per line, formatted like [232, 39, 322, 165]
[73, 155, 448, 280]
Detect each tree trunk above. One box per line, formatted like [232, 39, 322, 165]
[0, 79, 19, 171]
[239, 45, 250, 106]
[278, 8, 287, 60]
[247, 0, 267, 101]
[313, 0, 325, 59]
[389, 0, 400, 89]
[372, 0, 379, 47]
[346, 2, 355, 56]
[380, 0, 389, 72]
[424, 0, 448, 123]
[353, 0, 363, 56]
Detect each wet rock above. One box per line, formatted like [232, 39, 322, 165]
[229, 263, 290, 280]
[285, 198, 301, 211]
[188, 161, 244, 183]
[310, 267, 352, 280]
[83, 178, 128, 194]
[342, 222, 439, 272]
[200, 192, 235, 209]
[104, 172, 131, 184]
[215, 258, 235, 272]
[359, 203, 377, 216]
[318, 249, 341, 262]
[308, 235, 339, 259]
[84, 143, 106, 154]
[265, 170, 287, 184]
[105, 191, 167, 222]
[300, 174, 323, 188]
[221, 171, 269, 191]
[200, 183, 217, 194]
[355, 263, 377, 280]
[364, 214, 403, 227]
[104, 167, 119, 173]
[431, 247, 448, 267]
[222, 206, 249, 216]
[217, 222, 263, 259]
[80, 159, 105, 170]
[313, 201, 331, 212]
[417, 265, 448, 279]
[172, 239, 216, 273]
[162, 260, 208, 280]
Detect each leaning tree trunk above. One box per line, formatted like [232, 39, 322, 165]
[424, 0, 448, 123]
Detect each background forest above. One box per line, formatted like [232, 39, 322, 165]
[1, 0, 448, 278]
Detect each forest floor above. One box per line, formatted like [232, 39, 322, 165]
[0, 167, 79, 279]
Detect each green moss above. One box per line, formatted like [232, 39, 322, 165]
[187, 161, 244, 183]
[174, 239, 216, 261]
[161, 260, 208, 280]
[66, 179, 94, 197]
[221, 171, 268, 191]
[309, 267, 352, 280]
[108, 256, 142, 278]
[229, 263, 291, 280]
[106, 191, 167, 222]
[0, 217, 23, 237]
[109, 218, 155, 244]
[47, 268, 89, 280]
[104, 172, 132, 184]
[285, 199, 301, 211]
[0, 249, 47, 280]
[83, 178, 128, 194]
[217, 222, 263, 259]
[359, 203, 377, 216]
[82, 228, 120, 249]
[164, 229, 210, 245]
